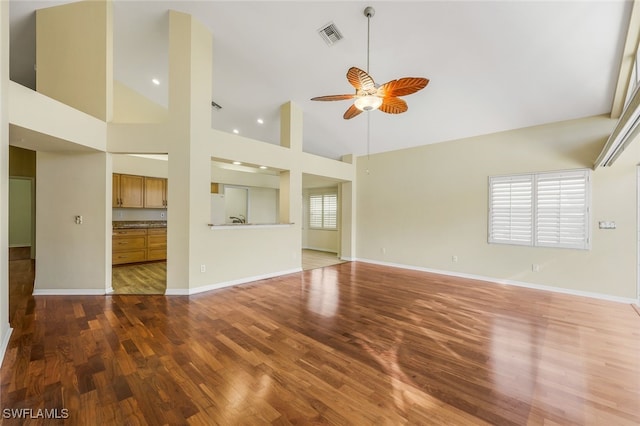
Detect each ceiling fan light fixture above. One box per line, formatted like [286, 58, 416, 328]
[354, 95, 382, 111]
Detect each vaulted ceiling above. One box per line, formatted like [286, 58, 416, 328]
[9, 1, 632, 160]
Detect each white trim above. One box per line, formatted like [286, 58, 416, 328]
[166, 268, 303, 296]
[340, 256, 355, 261]
[303, 246, 338, 254]
[106, 286, 114, 294]
[637, 166, 640, 306]
[356, 258, 637, 304]
[164, 288, 190, 296]
[32, 288, 108, 296]
[0, 327, 13, 363]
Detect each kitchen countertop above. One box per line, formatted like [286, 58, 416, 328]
[113, 221, 167, 230]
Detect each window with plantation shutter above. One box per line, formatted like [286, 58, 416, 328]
[488, 169, 590, 250]
[323, 194, 337, 228]
[309, 193, 338, 230]
[489, 175, 533, 246]
[535, 170, 590, 249]
[309, 195, 323, 228]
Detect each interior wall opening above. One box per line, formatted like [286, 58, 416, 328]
[111, 153, 168, 295]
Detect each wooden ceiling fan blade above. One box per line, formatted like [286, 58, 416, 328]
[378, 77, 429, 98]
[343, 103, 363, 120]
[311, 94, 356, 101]
[347, 67, 376, 92]
[379, 97, 408, 114]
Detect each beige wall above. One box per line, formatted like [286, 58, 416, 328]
[8, 178, 33, 247]
[1, 0, 11, 354]
[112, 81, 167, 123]
[9, 146, 36, 177]
[356, 115, 639, 300]
[9, 82, 107, 152]
[36, 0, 113, 121]
[35, 151, 110, 293]
[113, 154, 168, 178]
[212, 165, 280, 189]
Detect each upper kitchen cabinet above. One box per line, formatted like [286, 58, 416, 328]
[144, 177, 168, 208]
[113, 174, 144, 208]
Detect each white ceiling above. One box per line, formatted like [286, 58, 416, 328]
[9, 1, 632, 160]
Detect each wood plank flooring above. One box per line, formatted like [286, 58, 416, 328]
[111, 251, 342, 295]
[112, 262, 166, 295]
[2, 261, 639, 425]
[301, 249, 346, 270]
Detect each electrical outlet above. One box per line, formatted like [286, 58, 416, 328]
[75, 215, 83, 225]
[381, 248, 386, 254]
[200, 264, 206, 273]
[532, 264, 540, 272]
[452, 255, 458, 263]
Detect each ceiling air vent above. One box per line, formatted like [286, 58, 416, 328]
[318, 22, 343, 46]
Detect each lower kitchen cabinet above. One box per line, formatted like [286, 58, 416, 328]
[112, 227, 166, 265]
[146, 228, 167, 261]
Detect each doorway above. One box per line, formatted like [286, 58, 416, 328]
[111, 154, 168, 294]
[8, 176, 36, 326]
[302, 174, 344, 270]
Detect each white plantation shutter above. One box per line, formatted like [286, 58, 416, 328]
[309, 195, 323, 228]
[488, 169, 590, 250]
[323, 194, 337, 229]
[489, 175, 533, 245]
[309, 193, 338, 229]
[535, 170, 590, 249]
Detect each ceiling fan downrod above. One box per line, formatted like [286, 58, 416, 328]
[364, 6, 375, 75]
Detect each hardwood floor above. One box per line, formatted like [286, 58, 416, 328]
[7, 256, 34, 328]
[301, 249, 346, 270]
[2, 261, 639, 425]
[112, 262, 166, 295]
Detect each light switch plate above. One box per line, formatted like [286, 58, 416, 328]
[598, 221, 616, 229]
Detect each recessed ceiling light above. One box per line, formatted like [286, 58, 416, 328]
[259, 166, 267, 169]
[152, 78, 160, 85]
[233, 129, 239, 134]
[232, 161, 242, 165]
[257, 118, 264, 124]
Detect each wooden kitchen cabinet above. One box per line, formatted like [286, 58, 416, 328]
[147, 228, 167, 260]
[112, 174, 120, 207]
[113, 174, 144, 208]
[144, 177, 168, 208]
[112, 229, 148, 264]
[112, 227, 167, 265]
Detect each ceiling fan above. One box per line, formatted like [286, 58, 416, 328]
[311, 6, 429, 120]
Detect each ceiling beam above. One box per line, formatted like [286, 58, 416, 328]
[611, 0, 640, 119]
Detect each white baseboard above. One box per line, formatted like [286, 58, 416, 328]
[303, 247, 338, 254]
[356, 258, 637, 304]
[0, 326, 13, 364]
[33, 288, 108, 296]
[166, 268, 303, 296]
[164, 288, 190, 296]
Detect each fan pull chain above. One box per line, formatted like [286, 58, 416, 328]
[367, 111, 371, 159]
[365, 110, 371, 175]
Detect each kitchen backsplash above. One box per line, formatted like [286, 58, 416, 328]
[113, 208, 167, 221]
